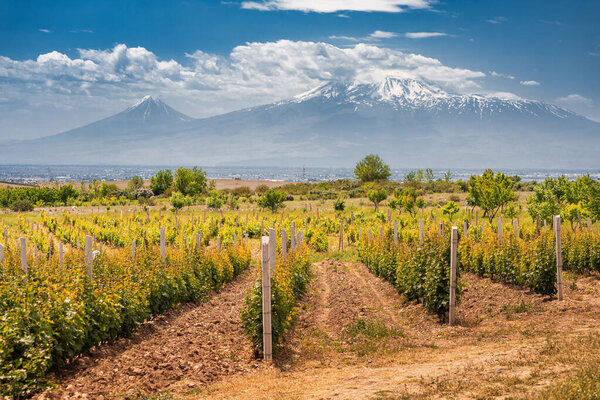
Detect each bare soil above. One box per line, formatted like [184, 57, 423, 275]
[34, 266, 265, 400]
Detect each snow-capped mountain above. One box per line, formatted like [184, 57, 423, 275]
[1, 78, 598, 168]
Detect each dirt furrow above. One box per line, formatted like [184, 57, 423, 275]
[35, 266, 264, 400]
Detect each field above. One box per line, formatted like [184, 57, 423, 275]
[1, 185, 600, 400]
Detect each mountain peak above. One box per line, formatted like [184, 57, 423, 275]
[121, 95, 193, 124]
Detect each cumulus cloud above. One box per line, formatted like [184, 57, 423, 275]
[405, 32, 447, 39]
[0, 40, 486, 138]
[240, 0, 434, 13]
[555, 94, 593, 106]
[520, 80, 540, 86]
[369, 30, 398, 39]
[490, 71, 515, 79]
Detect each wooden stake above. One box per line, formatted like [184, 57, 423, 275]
[0, 243, 4, 269]
[463, 220, 468, 237]
[269, 228, 276, 273]
[393, 220, 398, 245]
[449, 227, 458, 326]
[281, 229, 287, 259]
[20, 237, 27, 273]
[339, 221, 344, 251]
[261, 237, 272, 361]
[85, 235, 93, 283]
[160, 227, 166, 262]
[290, 221, 296, 252]
[131, 240, 135, 261]
[217, 237, 221, 252]
[555, 215, 564, 301]
[59, 243, 63, 267]
[418, 219, 424, 244]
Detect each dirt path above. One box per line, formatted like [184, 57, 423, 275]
[197, 260, 600, 400]
[35, 266, 264, 400]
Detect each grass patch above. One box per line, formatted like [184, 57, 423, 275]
[535, 360, 600, 399]
[344, 318, 404, 341]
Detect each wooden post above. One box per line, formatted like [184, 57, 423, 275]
[497, 217, 502, 244]
[449, 227, 458, 326]
[85, 235, 93, 283]
[463, 220, 468, 237]
[419, 219, 424, 244]
[577, 210, 582, 231]
[368, 229, 372, 242]
[131, 240, 136, 261]
[281, 229, 287, 259]
[513, 219, 518, 237]
[233, 234, 237, 249]
[0, 243, 4, 269]
[290, 221, 296, 252]
[217, 237, 221, 252]
[475, 210, 478, 226]
[438, 223, 443, 237]
[268, 228, 276, 273]
[20, 237, 27, 273]
[59, 243, 64, 267]
[393, 220, 398, 245]
[536, 214, 541, 236]
[480, 222, 484, 235]
[339, 221, 344, 251]
[160, 227, 166, 262]
[555, 215, 564, 301]
[379, 226, 384, 242]
[261, 237, 272, 361]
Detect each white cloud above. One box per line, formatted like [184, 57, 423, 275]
[555, 94, 593, 107]
[520, 80, 540, 86]
[241, 0, 434, 13]
[405, 32, 447, 39]
[0, 40, 485, 138]
[487, 92, 522, 101]
[38, 28, 52, 33]
[369, 30, 398, 39]
[487, 16, 507, 24]
[490, 71, 515, 79]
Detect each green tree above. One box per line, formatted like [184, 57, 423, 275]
[503, 201, 522, 222]
[354, 154, 391, 182]
[170, 191, 191, 213]
[468, 170, 516, 223]
[563, 203, 588, 230]
[150, 169, 173, 195]
[442, 201, 460, 221]
[206, 191, 224, 209]
[174, 167, 207, 196]
[127, 175, 144, 192]
[58, 185, 78, 205]
[367, 188, 387, 211]
[444, 170, 452, 183]
[257, 189, 286, 212]
[416, 197, 425, 217]
[425, 168, 434, 184]
[334, 198, 345, 211]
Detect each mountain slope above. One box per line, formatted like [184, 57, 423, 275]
[1, 78, 598, 168]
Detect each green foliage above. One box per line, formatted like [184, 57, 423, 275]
[503, 201, 522, 220]
[358, 232, 459, 320]
[442, 201, 460, 221]
[58, 185, 78, 204]
[9, 198, 34, 212]
[241, 246, 312, 356]
[170, 191, 192, 212]
[150, 169, 173, 196]
[205, 191, 224, 209]
[334, 198, 346, 211]
[468, 169, 516, 223]
[173, 167, 207, 196]
[354, 154, 391, 182]
[127, 175, 144, 192]
[256, 189, 286, 212]
[367, 188, 387, 211]
[0, 245, 251, 397]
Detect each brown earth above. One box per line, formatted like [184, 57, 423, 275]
[31, 256, 600, 400]
[34, 266, 266, 400]
[194, 263, 600, 400]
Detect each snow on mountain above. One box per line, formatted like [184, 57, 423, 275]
[0, 78, 598, 168]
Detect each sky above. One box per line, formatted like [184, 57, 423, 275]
[0, 0, 599, 140]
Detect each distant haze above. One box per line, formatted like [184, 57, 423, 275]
[1, 78, 598, 169]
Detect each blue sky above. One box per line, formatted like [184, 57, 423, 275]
[0, 0, 599, 139]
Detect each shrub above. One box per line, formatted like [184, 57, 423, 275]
[10, 199, 34, 212]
